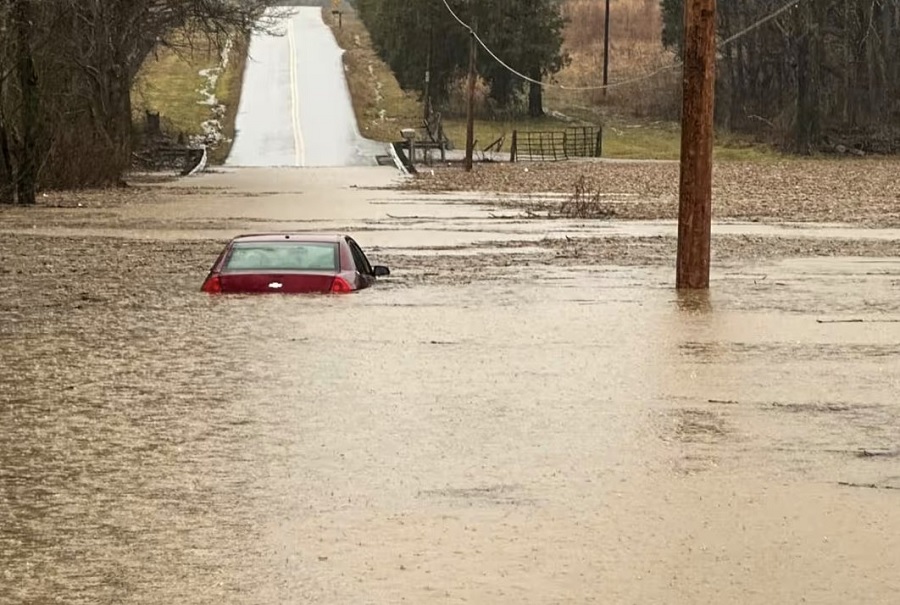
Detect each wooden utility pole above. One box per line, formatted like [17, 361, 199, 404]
[601, 0, 610, 98]
[424, 14, 433, 123]
[676, 0, 717, 289]
[464, 23, 477, 172]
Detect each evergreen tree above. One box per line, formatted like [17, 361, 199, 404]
[357, 0, 568, 116]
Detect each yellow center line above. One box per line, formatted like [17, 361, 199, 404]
[287, 20, 305, 167]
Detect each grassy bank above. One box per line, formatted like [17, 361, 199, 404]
[132, 31, 250, 164]
[210, 35, 250, 164]
[324, 5, 422, 143]
[436, 111, 774, 162]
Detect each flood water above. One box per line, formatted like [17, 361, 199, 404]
[2, 168, 899, 603]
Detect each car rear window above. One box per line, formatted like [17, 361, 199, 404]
[224, 242, 339, 272]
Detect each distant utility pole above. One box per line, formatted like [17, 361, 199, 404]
[601, 0, 610, 98]
[424, 4, 434, 123]
[464, 20, 477, 172]
[424, 32, 432, 122]
[676, 0, 717, 290]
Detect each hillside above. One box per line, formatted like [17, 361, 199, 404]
[549, 0, 679, 119]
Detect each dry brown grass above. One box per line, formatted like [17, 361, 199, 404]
[548, 0, 681, 119]
[564, 0, 661, 50]
[556, 174, 617, 218]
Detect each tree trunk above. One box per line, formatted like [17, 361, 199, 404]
[720, 6, 736, 129]
[528, 67, 544, 118]
[0, 77, 15, 204]
[893, 2, 900, 109]
[794, 5, 820, 155]
[0, 123, 14, 204]
[882, 0, 894, 102]
[735, 38, 746, 128]
[488, 72, 514, 109]
[841, 0, 852, 125]
[14, 0, 37, 204]
[108, 64, 133, 178]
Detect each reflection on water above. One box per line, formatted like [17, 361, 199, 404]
[675, 288, 713, 314]
[2, 237, 900, 604]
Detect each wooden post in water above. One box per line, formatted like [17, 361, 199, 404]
[676, 0, 717, 290]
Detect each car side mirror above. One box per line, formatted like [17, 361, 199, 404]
[373, 265, 391, 277]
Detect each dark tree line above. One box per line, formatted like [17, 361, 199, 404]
[353, 0, 569, 118]
[0, 0, 279, 204]
[662, 0, 900, 153]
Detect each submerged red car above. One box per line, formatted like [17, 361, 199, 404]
[201, 233, 390, 294]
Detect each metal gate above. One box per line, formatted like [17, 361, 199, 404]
[510, 126, 602, 162]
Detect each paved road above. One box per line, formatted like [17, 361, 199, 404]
[226, 7, 385, 167]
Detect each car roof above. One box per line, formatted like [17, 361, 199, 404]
[229, 233, 346, 244]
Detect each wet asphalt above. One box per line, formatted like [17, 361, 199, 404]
[226, 7, 386, 168]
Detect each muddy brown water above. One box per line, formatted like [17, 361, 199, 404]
[2, 167, 900, 603]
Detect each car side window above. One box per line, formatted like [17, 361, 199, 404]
[347, 238, 373, 275]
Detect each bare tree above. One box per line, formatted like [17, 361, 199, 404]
[663, 0, 900, 152]
[0, 0, 14, 203]
[15, 0, 38, 204]
[0, 0, 284, 203]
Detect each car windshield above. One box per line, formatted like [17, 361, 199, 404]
[224, 241, 339, 272]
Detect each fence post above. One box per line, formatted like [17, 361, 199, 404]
[510, 130, 517, 162]
[595, 128, 603, 157]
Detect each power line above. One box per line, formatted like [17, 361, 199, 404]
[439, 0, 808, 92]
[721, 0, 805, 46]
